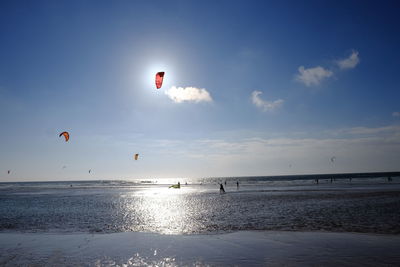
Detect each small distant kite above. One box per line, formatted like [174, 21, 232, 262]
[134, 154, 139, 160]
[59, 131, 70, 142]
[7, 170, 10, 174]
[330, 156, 336, 163]
[155, 72, 165, 89]
[62, 165, 67, 169]
[89, 169, 91, 174]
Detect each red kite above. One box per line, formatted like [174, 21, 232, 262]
[59, 131, 70, 142]
[155, 72, 165, 89]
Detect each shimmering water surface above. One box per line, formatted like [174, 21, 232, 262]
[1, 176, 400, 234]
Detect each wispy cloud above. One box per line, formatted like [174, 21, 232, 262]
[251, 91, 284, 112]
[165, 86, 212, 103]
[142, 124, 400, 176]
[346, 125, 400, 135]
[295, 66, 333, 86]
[337, 50, 360, 70]
[392, 112, 400, 117]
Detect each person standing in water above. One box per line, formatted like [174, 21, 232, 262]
[220, 183, 226, 194]
[236, 181, 239, 190]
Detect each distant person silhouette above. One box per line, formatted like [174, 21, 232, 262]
[220, 183, 225, 194]
[236, 181, 239, 189]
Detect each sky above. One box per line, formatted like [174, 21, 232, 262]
[1, 0, 399, 181]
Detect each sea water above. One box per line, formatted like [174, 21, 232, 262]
[1, 175, 400, 235]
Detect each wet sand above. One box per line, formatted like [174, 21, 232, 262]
[1, 231, 400, 266]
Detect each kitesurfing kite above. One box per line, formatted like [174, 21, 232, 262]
[89, 169, 91, 174]
[59, 131, 70, 142]
[7, 170, 10, 174]
[134, 154, 139, 160]
[330, 156, 336, 163]
[155, 72, 165, 89]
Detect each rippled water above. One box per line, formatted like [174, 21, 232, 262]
[1, 178, 400, 234]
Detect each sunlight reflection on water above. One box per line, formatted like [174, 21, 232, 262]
[124, 186, 205, 234]
[94, 253, 178, 267]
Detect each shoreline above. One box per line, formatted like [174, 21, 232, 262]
[1, 230, 400, 266]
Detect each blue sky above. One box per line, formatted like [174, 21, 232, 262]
[1, 0, 399, 181]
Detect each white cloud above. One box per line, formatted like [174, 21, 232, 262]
[392, 112, 400, 117]
[295, 66, 333, 86]
[165, 86, 212, 103]
[337, 50, 360, 70]
[251, 91, 284, 112]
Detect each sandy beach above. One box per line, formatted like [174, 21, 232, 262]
[1, 231, 400, 266]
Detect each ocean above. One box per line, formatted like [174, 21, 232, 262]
[1, 173, 400, 235]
